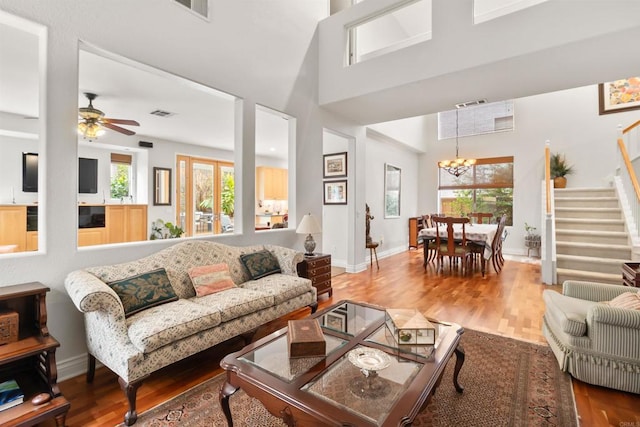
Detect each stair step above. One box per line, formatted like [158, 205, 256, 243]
[556, 241, 632, 259]
[555, 218, 626, 232]
[556, 268, 622, 286]
[556, 254, 628, 275]
[555, 229, 629, 245]
[554, 197, 619, 208]
[555, 207, 622, 220]
[554, 187, 616, 198]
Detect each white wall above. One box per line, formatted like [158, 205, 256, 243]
[365, 132, 419, 262]
[322, 130, 350, 267]
[0, 135, 39, 204]
[319, 0, 640, 123]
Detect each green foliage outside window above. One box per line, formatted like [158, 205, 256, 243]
[199, 171, 235, 218]
[111, 164, 130, 199]
[220, 172, 235, 217]
[449, 187, 513, 225]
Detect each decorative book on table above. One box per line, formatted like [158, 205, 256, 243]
[287, 319, 326, 358]
[0, 379, 24, 411]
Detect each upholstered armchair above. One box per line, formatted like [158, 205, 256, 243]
[542, 280, 640, 394]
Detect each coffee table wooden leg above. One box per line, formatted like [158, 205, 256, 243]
[219, 381, 239, 427]
[453, 344, 465, 393]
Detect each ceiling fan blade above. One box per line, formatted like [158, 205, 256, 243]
[102, 122, 136, 136]
[102, 118, 140, 126]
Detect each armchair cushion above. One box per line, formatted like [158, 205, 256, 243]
[108, 268, 178, 317]
[607, 291, 640, 310]
[543, 290, 599, 337]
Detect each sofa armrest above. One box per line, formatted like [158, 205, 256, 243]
[265, 244, 304, 276]
[588, 304, 640, 359]
[589, 304, 640, 329]
[65, 270, 125, 317]
[562, 280, 632, 302]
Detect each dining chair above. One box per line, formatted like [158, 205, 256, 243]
[468, 212, 493, 224]
[431, 216, 473, 274]
[491, 214, 507, 273]
[422, 215, 438, 268]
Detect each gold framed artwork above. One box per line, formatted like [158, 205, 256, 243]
[323, 152, 347, 178]
[598, 77, 640, 115]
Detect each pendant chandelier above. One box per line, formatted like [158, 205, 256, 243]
[438, 108, 475, 177]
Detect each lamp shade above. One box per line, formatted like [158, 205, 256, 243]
[296, 214, 322, 235]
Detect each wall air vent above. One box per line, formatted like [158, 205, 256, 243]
[455, 99, 488, 109]
[149, 109, 175, 118]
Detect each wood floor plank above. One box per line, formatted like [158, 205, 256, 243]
[45, 249, 639, 426]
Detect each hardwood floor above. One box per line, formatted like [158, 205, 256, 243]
[51, 249, 639, 426]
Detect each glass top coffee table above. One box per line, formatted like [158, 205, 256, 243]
[220, 300, 464, 426]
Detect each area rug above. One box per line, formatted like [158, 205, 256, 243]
[126, 330, 577, 426]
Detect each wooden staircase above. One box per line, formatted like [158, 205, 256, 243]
[554, 187, 630, 285]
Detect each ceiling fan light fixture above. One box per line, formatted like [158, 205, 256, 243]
[78, 121, 105, 141]
[78, 92, 139, 140]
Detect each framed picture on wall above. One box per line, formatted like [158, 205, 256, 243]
[323, 180, 347, 205]
[323, 152, 347, 178]
[598, 77, 640, 115]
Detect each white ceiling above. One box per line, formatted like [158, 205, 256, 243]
[0, 22, 290, 160]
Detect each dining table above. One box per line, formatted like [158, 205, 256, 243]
[419, 223, 499, 274]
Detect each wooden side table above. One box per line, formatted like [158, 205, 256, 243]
[0, 282, 70, 427]
[622, 262, 640, 287]
[297, 253, 332, 298]
[408, 217, 424, 249]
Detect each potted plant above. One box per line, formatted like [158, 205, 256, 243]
[550, 153, 574, 188]
[150, 219, 184, 240]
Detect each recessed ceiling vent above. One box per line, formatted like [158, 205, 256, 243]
[149, 109, 175, 118]
[455, 99, 488, 109]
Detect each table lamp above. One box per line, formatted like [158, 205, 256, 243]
[296, 213, 322, 255]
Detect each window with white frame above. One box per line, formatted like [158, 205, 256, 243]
[438, 156, 514, 226]
[110, 153, 132, 201]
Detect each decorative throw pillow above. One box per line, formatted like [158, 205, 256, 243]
[188, 263, 236, 297]
[108, 268, 178, 317]
[240, 250, 281, 280]
[608, 291, 640, 310]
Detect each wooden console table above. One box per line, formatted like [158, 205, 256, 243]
[0, 282, 70, 427]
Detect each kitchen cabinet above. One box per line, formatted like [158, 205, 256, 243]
[256, 167, 288, 200]
[107, 205, 148, 244]
[0, 206, 27, 252]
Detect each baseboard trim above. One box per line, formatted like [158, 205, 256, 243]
[57, 352, 103, 382]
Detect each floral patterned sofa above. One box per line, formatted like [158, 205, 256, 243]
[64, 240, 317, 426]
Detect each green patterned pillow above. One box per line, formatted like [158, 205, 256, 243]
[240, 250, 281, 280]
[107, 268, 178, 317]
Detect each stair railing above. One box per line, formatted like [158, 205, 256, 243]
[541, 141, 556, 285]
[616, 120, 640, 240]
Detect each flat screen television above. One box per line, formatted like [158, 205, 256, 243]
[22, 152, 38, 193]
[79, 157, 98, 194]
